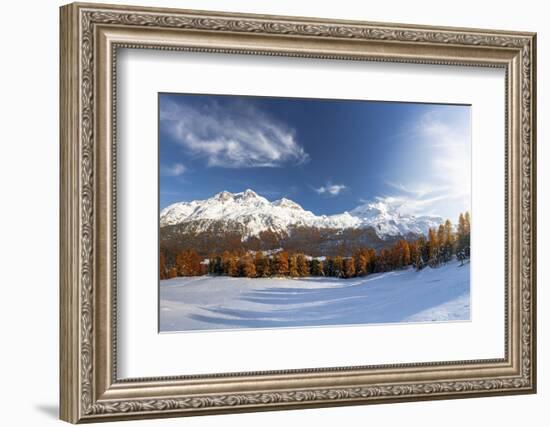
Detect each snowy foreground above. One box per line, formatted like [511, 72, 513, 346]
[160, 260, 470, 332]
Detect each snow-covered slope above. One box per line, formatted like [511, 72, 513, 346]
[160, 260, 470, 331]
[160, 189, 442, 239]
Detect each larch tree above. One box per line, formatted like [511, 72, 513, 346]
[344, 257, 356, 278]
[355, 251, 368, 276]
[378, 248, 392, 272]
[427, 228, 439, 267]
[367, 248, 377, 273]
[437, 224, 446, 262]
[402, 241, 411, 266]
[254, 252, 269, 277]
[333, 256, 344, 278]
[296, 254, 309, 277]
[274, 251, 290, 276]
[443, 219, 454, 263]
[221, 251, 233, 275]
[241, 254, 256, 278]
[289, 254, 299, 277]
[390, 244, 402, 269]
[167, 266, 177, 279]
[159, 251, 167, 280]
[227, 256, 239, 277]
[456, 212, 471, 263]
[457, 212, 466, 256]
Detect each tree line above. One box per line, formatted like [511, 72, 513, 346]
[160, 212, 470, 280]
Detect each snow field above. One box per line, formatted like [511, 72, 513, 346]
[160, 260, 470, 332]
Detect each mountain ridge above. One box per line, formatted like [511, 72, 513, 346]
[160, 189, 443, 240]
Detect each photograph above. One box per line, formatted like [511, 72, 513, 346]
[57, 3, 536, 421]
[158, 93, 472, 332]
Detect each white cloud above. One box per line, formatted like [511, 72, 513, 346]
[420, 112, 471, 213]
[160, 99, 309, 168]
[382, 109, 471, 219]
[315, 183, 347, 196]
[162, 163, 186, 176]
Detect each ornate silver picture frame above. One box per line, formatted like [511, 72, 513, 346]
[60, 2, 536, 423]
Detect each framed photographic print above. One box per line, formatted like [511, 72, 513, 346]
[60, 2, 537, 423]
[158, 94, 472, 332]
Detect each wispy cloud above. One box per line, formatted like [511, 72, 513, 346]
[386, 181, 450, 199]
[419, 111, 470, 213]
[161, 163, 186, 177]
[314, 183, 347, 196]
[160, 99, 309, 168]
[381, 109, 470, 218]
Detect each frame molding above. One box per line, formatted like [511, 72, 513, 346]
[60, 2, 536, 423]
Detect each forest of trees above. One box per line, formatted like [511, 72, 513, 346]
[160, 212, 471, 280]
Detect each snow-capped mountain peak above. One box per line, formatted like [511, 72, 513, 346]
[351, 200, 395, 219]
[213, 189, 262, 202]
[272, 197, 303, 210]
[213, 190, 234, 202]
[160, 190, 443, 239]
[351, 200, 442, 237]
[237, 188, 260, 199]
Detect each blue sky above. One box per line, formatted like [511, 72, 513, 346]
[159, 93, 471, 221]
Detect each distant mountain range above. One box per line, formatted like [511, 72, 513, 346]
[160, 189, 443, 241]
